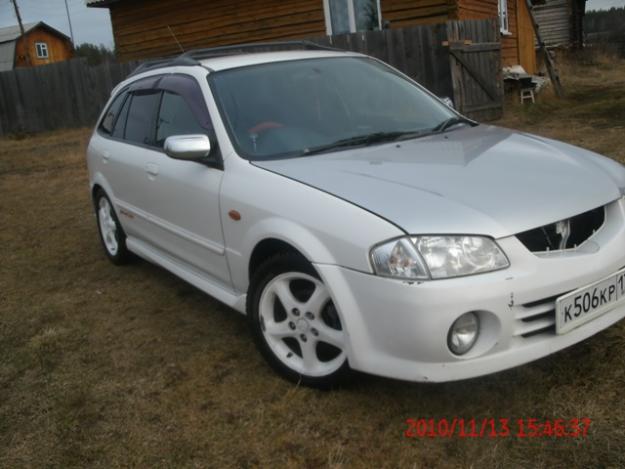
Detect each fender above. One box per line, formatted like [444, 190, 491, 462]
[227, 216, 340, 293]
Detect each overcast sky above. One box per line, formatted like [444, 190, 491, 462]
[1, 0, 624, 49]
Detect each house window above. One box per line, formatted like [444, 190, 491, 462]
[324, 0, 381, 35]
[498, 0, 510, 34]
[35, 42, 49, 59]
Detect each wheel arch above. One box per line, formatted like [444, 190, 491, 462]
[232, 218, 340, 294]
[89, 175, 128, 235]
[91, 183, 104, 205]
[248, 238, 308, 282]
[89, 173, 116, 205]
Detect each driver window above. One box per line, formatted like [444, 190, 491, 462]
[156, 91, 207, 147]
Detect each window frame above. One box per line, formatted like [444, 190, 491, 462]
[498, 0, 510, 35]
[322, 0, 382, 35]
[35, 42, 49, 59]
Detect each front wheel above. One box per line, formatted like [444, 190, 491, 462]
[247, 253, 351, 388]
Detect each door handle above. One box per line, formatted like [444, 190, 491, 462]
[102, 151, 111, 164]
[145, 163, 159, 177]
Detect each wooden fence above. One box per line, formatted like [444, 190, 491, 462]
[0, 59, 138, 136]
[0, 18, 502, 136]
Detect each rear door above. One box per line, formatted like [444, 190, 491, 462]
[99, 79, 162, 241]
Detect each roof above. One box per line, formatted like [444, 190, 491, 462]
[126, 42, 357, 78]
[0, 21, 71, 45]
[0, 22, 38, 43]
[86, 0, 120, 7]
[199, 50, 359, 72]
[120, 49, 358, 94]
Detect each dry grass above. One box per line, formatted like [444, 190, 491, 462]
[2, 56, 625, 468]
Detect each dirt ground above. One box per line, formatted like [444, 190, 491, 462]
[1, 55, 625, 468]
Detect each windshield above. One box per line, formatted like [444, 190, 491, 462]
[210, 57, 458, 160]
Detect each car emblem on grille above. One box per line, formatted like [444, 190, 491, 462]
[555, 219, 571, 250]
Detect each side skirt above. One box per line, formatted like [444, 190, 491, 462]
[126, 236, 247, 314]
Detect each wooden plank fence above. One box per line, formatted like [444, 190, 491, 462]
[0, 18, 502, 136]
[0, 59, 138, 136]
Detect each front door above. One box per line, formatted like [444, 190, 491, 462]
[134, 75, 232, 287]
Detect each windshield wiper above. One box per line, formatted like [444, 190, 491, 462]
[432, 116, 475, 133]
[301, 130, 428, 156]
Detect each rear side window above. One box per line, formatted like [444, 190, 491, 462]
[124, 92, 161, 146]
[156, 92, 207, 146]
[112, 94, 131, 139]
[100, 91, 127, 135]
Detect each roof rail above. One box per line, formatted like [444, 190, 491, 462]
[179, 40, 339, 61]
[128, 40, 340, 77]
[128, 56, 197, 77]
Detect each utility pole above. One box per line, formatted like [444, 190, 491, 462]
[64, 0, 76, 47]
[10, 0, 31, 65]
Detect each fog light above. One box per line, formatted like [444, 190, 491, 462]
[448, 312, 479, 355]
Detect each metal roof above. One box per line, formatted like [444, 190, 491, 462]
[86, 0, 120, 7]
[0, 41, 16, 71]
[0, 22, 38, 44]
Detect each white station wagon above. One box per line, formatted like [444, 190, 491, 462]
[87, 42, 625, 387]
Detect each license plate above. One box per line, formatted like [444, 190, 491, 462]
[556, 268, 625, 334]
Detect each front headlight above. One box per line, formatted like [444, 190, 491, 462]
[370, 236, 509, 280]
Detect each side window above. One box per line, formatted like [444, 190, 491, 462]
[156, 92, 207, 146]
[35, 42, 49, 59]
[112, 94, 131, 139]
[124, 91, 161, 146]
[100, 91, 127, 135]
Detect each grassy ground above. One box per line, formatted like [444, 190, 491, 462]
[1, 56, 625, 468]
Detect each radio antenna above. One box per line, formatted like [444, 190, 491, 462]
[167, 25, 184, 53]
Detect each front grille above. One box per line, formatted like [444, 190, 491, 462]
[516, 206, 605, 253]
[513, 296, 560, 338]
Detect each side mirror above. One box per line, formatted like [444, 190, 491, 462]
[164, 135, 212, 161]
[440, 97, 455, 109]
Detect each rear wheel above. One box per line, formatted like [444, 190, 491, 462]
[94, 190, 131, 265]
[247, 253, 351, 388]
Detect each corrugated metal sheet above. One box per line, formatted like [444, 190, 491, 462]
[0, 42, 15, 71]
[0, 22, 38, 43]
[533, 0, 571, 47]
[86, 0, 120, 6]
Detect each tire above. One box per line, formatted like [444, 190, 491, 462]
[247, 252, 351, 389]
[94, 190, 131, 265]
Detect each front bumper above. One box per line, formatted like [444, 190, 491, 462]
[315, 199, 625, 383]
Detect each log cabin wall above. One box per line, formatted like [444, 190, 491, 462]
[14, 28, 73, 68]
[104, 0, 536, 72]
[456, 0, 517, 66]
[456, 0, 535, 72]
[516, 0, 536, 73]
[381, 0, 458, 28]
[110, 0, 327, 60]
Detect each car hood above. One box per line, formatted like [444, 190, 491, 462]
[253, 125, 624, 238]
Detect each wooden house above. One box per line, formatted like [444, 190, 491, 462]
[533, 0, 586, 48]
[88, 0, 537, 73]
[0, 22, 73, 72]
